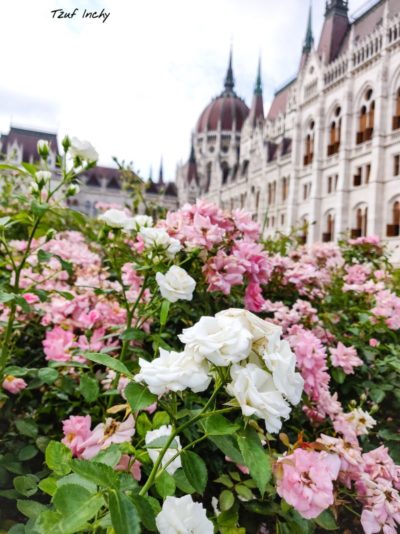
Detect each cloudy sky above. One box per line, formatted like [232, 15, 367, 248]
[1, 0, 368, 180]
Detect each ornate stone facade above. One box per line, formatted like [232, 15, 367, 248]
[176, 0, 400, 261]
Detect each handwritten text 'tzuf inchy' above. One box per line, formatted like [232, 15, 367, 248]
[50, 8, 110, 23]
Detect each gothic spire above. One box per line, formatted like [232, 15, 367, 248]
[254, 56, 262, 96]
[158, 158, 164, 185]
[223, 48, 235, 93]
[303, 2, 314, 54]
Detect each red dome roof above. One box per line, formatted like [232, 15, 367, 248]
[196, 94, 249, 133]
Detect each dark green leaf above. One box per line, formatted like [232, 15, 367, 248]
[120, 328, 147, 341]
[18, 445, 38, 461]
[93, 444, 122, 467]
[17, 499, 46, 519]
[160, 299, 170, 326]
[181, 450, 207, 494]
[0, 291, 15, 303]
[314, 509, 338, 530]
[53, 484, 92, 516]
[13, 475, 38, 497]
[203, 414, 240, 435]
[131, 494, 157, 531]
[15, 419, 38, 438]
[125, 382, 157, 412]
[174, 468, 195, 494]
[71, 459, 119, 489]
[79, 374, 100, 402]
[38, 367, 58, 385]
[237, 427, 271, 495]
[85, 352, 133, 378]
[109, 490, 140, 534]
[209, 435, 243, 465]
[37, 249, 53, 262]
[155, 470, 176, 497]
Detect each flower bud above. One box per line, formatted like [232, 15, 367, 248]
[30, 182, 39, 194]
[62, 135, 71, 153]
[66, 184, 80, 197]
[36, 171, 52, 188]
[45, 228, 56, 242]
[37, 140, 50, 159]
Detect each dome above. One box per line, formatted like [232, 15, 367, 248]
[196, 94, 249, 133]
[195, 51, 249, 134]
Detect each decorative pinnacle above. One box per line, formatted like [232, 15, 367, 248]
[158, 158, 164, 184]
[223, 48, 235, 93]
[303, 2, 314, 54]
[254, 57, 262, 96]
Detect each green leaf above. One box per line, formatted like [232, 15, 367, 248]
[370, 388, 386, 403]
[45, 441, 72, 476]
[237, 427, 271, 495]
[152, 411, 170, 428]
[38, 477, 58, 496]
[79, 374, 100, 402]
[4, 366, 29, 377]
[155, 470, 176, 497]
[53, 489, 104, 532]
[181, 450, 207, 495]
[131, 494, 157, 532]
[120, 328, 147, 341]
[136, 412, 152, 436]
[15, 418, 38, 438]
[160, 299, 170, 326]
[71, 459, 119, 489]
[37, 249, 53, 262]
[331, 367, 346, 384]
[0, 291, 15, 303]
[93, 444, 122, 467]
[174, 468, 195, 494]
[203, 414, 240, 435]
[314, 509, 338, 530]
[125, 382, 157, 412]
[38, 367, 58, 385]
[209, 435, 244, 465]
[85, 352, 133, 378]
[220, 489, 235, 511]
[13, 474, 38, 497]
[18, 445, 38, 461]
[57, 473, 97, 494]
[146, 435, 179, 449]
[109, 490, 140, 534]
[17, 499, 46, 519]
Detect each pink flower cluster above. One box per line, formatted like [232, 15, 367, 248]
[371, 290, 400, 330]
[318, 436, 400, 534]
[276, 448, 340, 519]
[330, 342, 363, 374]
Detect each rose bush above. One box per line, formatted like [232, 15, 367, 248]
[0, 139, 399, 533]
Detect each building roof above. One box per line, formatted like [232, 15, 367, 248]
[0, 126, 59, 162]
[266, 79, 295, 121]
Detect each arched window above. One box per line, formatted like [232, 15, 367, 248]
[357, 89, 374, 144]
[282, 177, 289, 201]
[352, 205, 368, 238]
[387, 200, 400, 237]
[392, 88, 400, 130]
[304, 120, 314, 166]
[272, 182, 277, 204]
[205, 162, 212, 192]
[327, 106, 341, 156]
[221, 162, 229, 184]
[323, 213, 335, 242]
[267, 184, 272, 205]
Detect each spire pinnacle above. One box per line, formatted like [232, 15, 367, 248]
[223, 48, 235, 93]
[158, 158, 164, 185]
[254, 56, 262, 96]
[303, 2, 314, 54]
[189, 142, 196, 163]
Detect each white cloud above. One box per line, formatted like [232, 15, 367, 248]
[0, 0, 368, 180]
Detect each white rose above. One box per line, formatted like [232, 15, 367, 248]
[139, 227, 181, 258]
[216, 308, 282, 344]
[262, 339, 304, 405]
[179, 315, 252, 367]
[226, 363, 291, 433]
[156, 495, 214, 534]
[70, 137, 99, 162]
[98, 208, 129, 229]
[124, 214, 153, 231]
[145, 425, 182, 475]
[135, 348, 211, 395]
[156, 266, 196, 303]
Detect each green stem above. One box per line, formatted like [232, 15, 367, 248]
[139, 382, 222, 496]
[156, 433, 209, 479]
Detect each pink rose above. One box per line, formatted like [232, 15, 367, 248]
[2, 375, 27, 394]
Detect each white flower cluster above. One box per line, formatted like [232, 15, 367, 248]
[98, 209, 153, 232]
[135, 308, 304, 434]
[156, 495, 214, 534]
[156, 265, 196, 303]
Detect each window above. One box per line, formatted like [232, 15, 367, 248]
[304, 120, 314, 166]
[357, 89, 374, 144]
[327, 107, 341, 156]
[268, 184, 272, 205]
[221, 162, 229, 184]
[352, 206, 368, 238]
[323, 213, 335, 242]
[255, 190, 260, 212]
[354, 166, 362, 186]
[393, 88, 400, 130]
[282, 177, 289, 201]
[328, 176, 333, 194]
[281, 213, 285, 226]
[335, 174, 339, 190]
[271, 216, 275, 227]
[272, 182, 277, 204]
[365, 164, 371, 184]
[394, 155, 400, 176]
[387, 200, 400, 237]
